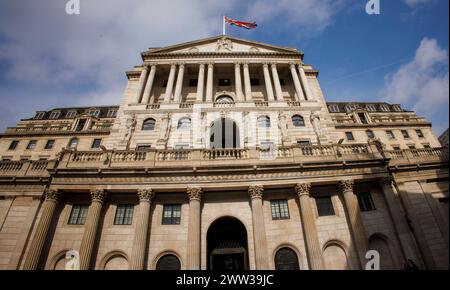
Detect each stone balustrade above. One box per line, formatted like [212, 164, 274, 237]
[0, 160, 54, 177]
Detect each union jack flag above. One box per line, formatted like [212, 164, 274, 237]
[225, 16, 257, 30]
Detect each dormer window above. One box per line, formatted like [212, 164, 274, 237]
[107, 109, 118, 118]
[328, 104, 340, 113]
[66, 110, 77, 118]
[366, 104, 376, 112]
[34, 112, 45, 119]
[49, 111, 61, 119]
[379, 104, 390, 112]
[345, 104, 358, 112]
[88, 109, 100, 118]
[392, 105, 402, 112]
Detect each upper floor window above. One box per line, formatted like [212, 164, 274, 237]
[34, 112, 45, 119]
[258, 116, 271, 128]
[68, 138, 78, 149]
[423, 144, 431, 149]
[316, 196, 335, 216]
[408, 144, 416, 149]
[358, 113, 369, 124]
[345, 132, 355, 141]
[216, 96, 234, 104]
[107, 109, 117, 118]
[68, 204, 89, 225]
[218, 79, 230, 86]
[8, 140, 19, 151]
[66, 110, 77, 118]
[292, 115, 305, 127]
[386, 130, 396, 140]
[49, 111, 61, 119]
[142, 118, 156, 131]
[345, 104, 358, 112]
[392, 146, 401, 151]
[366, 130, 375, 139]
[44, 140, 55, 150]
[177, 118, 191, 130]
[401, 130, 410, 139]
[270, 199, 290, 220]
[297, 140, 311, 147]
[91, 139, 102, 149]
[75, 119, 87, 131]
[87, 109, 100, 118]
[328, 104, 340, 113]
[26, 140, 37, 150]
[366, 104, 376, 112]
[392, 105, 402, 112]
[379, 104, 390, 112]
[416, 129, 424, 138]
[114, 204, 134, 225]
[162, 204, 181, 225]
[357, 192, 376, 212]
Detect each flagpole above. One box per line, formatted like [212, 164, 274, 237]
[223, 15, 226, 35]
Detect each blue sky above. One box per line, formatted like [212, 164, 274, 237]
[0, 0, 448, 135]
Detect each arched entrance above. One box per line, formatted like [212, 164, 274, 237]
[210, 118, 240, 149]
[207, 217, 249, 270]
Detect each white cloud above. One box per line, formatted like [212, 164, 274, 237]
[403, 0, 433, 8]
[381, 38, 449, 133]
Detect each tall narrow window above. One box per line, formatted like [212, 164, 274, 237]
[316, 196, 335, 216]
[366, 130, 375, 139]
[114, 204, 134, 225]
[91, 139, 102, 149]
[416, 129, 424, 138]
[358, 113, 369, 124]
[345, 132, 355, 141]
[8, 140, 19, 151]
[292, 115, 305, 127]
[386, 130, 395, 140]
[177, 118, 191, 130]
[68, 138, 78, 149]
[270, 200, 290, 220]
[162, 204, 181, 225]
[401, 130, 410, 139]
[357, 192, 376, 212]
[44, 140, 55, 150]
[26, 140, 37, 150]
[68, 205, 89, 225]
[258, 116, 271, 128]
[142, 118, 156, 131]
[75, 119, 86, 131]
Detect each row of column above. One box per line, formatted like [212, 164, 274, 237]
[23, 177, 420, 270]
[133, 62, 313, 105]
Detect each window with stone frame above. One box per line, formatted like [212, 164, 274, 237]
[68, 204, 89, 225]
[8, 140, 19, 151]
[162, 204, 181, 225]
[114, 204, 134, 225]
[315, 196, 335, 216]
[357, 192, 376, 212]
[270, 199, 290, 220]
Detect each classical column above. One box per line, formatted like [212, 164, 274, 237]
[338, 180, 367, 269]
[141, 65, 157, 104]
[196, 63, 205, 102]
[243, 63, 252, 101]
[79, 189, 107, 270]
[262, 64, 275, 101]
[234, 63, 244, 102]
[290, 63, 305, 101]
[164, 64, 177, 104]
[23, 189, 61, 270]
[186, 186, 202, 270]
[379, 178, 422, 266]
[173, 63, 185, 103]
[134, 66, 149, 103]
[295, 183, 324, 270]
[297, 65, 313, 101]
[271, 63, 283, 101]
[248, 185, 269, 269]
[206, 63, 214, 103]
[130, 189, 154, 270]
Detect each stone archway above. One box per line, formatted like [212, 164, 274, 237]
[210, 118, 240, 149]
[207, 217, 249, 270]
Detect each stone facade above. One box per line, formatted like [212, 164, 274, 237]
[0, 36, 448, 270]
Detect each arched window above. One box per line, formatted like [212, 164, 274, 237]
[257, 116, 271, 128]
[216, 95, 234, 104]
[292, 115, 305, 127]
[68, 138, 78, 149]
[177, 118, 191, 130]
[156, 254, 181, 270]
[142, 118, 156, 131]
[275, 248, 300, 270]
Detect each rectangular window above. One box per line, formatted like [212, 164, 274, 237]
[49, 111, 61, 119]
[189, 79, 198, 87]
[75, 119, 86, 131]
[345, 132, 355, 141]
[218, 79, 230, 86]
[162, 204, 181, 225]
[297, 140, 312, 146]
[44, 140, 55, 150]
[357, 192, 376, 212]
[250, 78, 260, 86]
[358, 113, 369, 124]
[401, 130, 410, 139]
[8, 140, 19, 151]
[366, 104, 376, 112]
[423, 144, 431, 149]
[68, 204, 89, 225]
[316, 196, 335, 216]
[107, 109, 117, 118]
[66, 110, 77, 118]
[26, 140, 37, 150]
[270, 200, 290, 220]
[366, 130, 375, 139]
[408, 144, 416, 149]
[392, 146, 401, 151]
[328, 104, 340, 112]
[386, 130, 395, 140]
[34, 112, 45, 119]
[88, 110, 100, 118]
[114, 204, 134, 225]
[136, 145, 151, 151]
[91, 139, 102, 149]
[416, 129, 424, 138]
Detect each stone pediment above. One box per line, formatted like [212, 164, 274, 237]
[143, 35, 302, 55]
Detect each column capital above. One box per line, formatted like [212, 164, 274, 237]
[295, 183, 311, 197]
[198, 62, 206, 68]
[44, 189, 61, 202]
[169, 63, 177, 68]
[338, 180, 354, 193]
[262, 62, 270, 68]
[270, 62, 278, 68]
[177, 62, 186, 67]
[137, 189, 154, 202]
[248, 185, 264, 199]
[207, 62, 215, 67]
[90, 189, 107, 204]
[379, 177, 394, 188]
[234, 62, 241, 67]
[289, 62, 301, 68]
[187, 186, 202, 201]
[242, 62, 250, 67]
